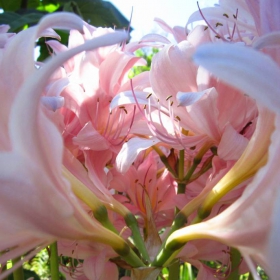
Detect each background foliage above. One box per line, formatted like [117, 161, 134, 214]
[0, 0, 131, 60]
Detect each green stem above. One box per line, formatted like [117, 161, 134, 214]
[118, 246, 146, 267]
[154, 211, 187, 261]
[188, 155, 213, 183]
[178, 150, 184, 180]
[152, 243, 183, 267]
[50, 242, 60, 280]
[12, 257, 24, 280]
[183, 143, 213, 183]
[152, 146, 178, 178]
[227, 248, 241, 280]
[177, 150, 186, 195]
[168, 260, 180, 280]
[124, 212, 149, 262]
[186, 263, 194, 280]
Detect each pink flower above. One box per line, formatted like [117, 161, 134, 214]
[109, 151, 177, 228]
[0, 12, 129, 274]
[164, 3, 280, 274]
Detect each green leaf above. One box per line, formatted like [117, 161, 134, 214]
[63, 0, 130, 28]
[0, 11, 44, 32]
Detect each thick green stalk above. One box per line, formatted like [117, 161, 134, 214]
[116, 245, 146, 267]
[186, 263, 194, 280]
[182, 143, 212, 183]
[12, 257, 24, 280]
[151, 243, 183, 267]
[124, 212, 149, 262]
[177, 149, 185, 194]
[50, 242, 60, 280]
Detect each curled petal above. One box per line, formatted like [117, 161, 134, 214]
[116, 137, 160, 173]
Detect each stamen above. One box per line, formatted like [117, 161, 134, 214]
[231, 9, 239, 41]
[197, 1, 227, 42]
[166, 95, 173, 101]
[95, 97, 99, 125]
[146, 93, 153, 99]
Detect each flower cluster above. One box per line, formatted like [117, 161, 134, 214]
[0, 0, 279, 279]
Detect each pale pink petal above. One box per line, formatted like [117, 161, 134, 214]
[252, 31, 280, 49]
[218, 124, 249, 161]
[259, 0, 280, 34]
[150, 41, 197, 103]
[41, 96, 64, 111]
[83, 253, 106, 280]
[73, 122, 110, 151]
[99, 51, 146, 95]
[110, 91, 158, 111]
[116, 137, 160, 173]
[176, 90, 206, 106]
[139, 33, 171, 44]
[185, 87, 220, 142]
[193, 43, 280, 113]
[187, 25, 211, 47]
[154, 17, 174, 34]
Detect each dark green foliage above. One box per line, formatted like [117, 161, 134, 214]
[0, 0, 131, 32]
[0, 0, 131, 60]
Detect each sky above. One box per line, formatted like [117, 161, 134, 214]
[108, 0, 218, 41]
